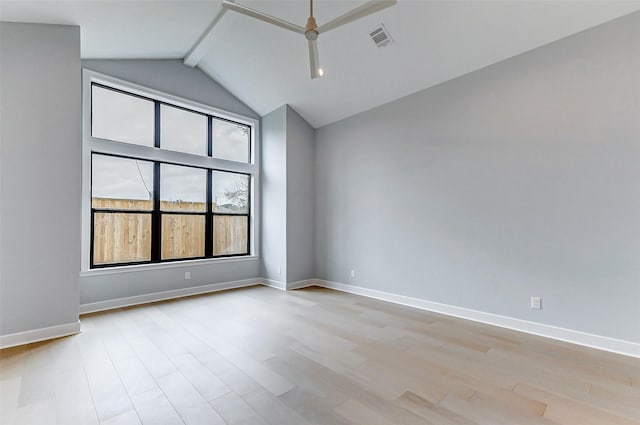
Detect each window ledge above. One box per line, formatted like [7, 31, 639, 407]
[80, 256, 259, 277]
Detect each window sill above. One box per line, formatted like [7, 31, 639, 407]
[80, 255, 259, 277]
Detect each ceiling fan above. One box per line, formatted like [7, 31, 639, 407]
[222, 0, 397, 79]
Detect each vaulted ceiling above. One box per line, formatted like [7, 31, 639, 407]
[2, 1, 639, 127]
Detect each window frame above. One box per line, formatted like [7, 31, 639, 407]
[81, 69, 260, 272]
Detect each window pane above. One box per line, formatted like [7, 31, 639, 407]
[162, 215, 205, 260]
[160, 164, 206, 212]
[92, 85, 154, 146]
[213, 119, 250, 163]
[93, 212, 151, 265]
[212, 171, 249, 214]
[213, 215, 248, 256]
[161, 105, 207, 156]
[92, 155, 154, 210]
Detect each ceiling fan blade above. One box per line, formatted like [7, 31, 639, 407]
[317, 0, 396, 34]
[222, 0, 306, 34]
[308, 38, 323, 79]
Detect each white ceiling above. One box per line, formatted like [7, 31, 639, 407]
[2, 1, 639, 128]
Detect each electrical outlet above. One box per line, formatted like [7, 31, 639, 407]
[530, 296, 541, 310]
[350, 269, 356, 279]
[185, 272, 191, 280]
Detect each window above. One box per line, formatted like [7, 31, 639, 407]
[83, 72, 257, 269]
[92, 85, 155, 147]
[91, 155, 153, 266]
[213, 171, 250, 255]
[160, 105, 208, 156]
[159, 164, 206, 261]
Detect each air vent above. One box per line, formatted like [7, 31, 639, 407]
[370, 24, 392, 48]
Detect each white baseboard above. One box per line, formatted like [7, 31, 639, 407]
[10, 278, 637, 358]
[0, 321, 81, 349]
[260, 279, 286, 290]
[314, 279, 640, 359]
[259, 278, 315, 291]
[286, 279, 316, 290]
[79, 278, 262, 314]
[80, 277, 314, 315]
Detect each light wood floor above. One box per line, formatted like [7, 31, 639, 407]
[1, 286, 639, 425]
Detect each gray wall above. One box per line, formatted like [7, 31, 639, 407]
[81, 260, 260, 305]
[82, 59, 258, 119]
[0, 23, 81, 334]
[286, 106, 315, 283]
[260, 106, 288, 282]
[260, 105, 315, 285]
[315, 12, 640, 343]
[80, 59, 260, 305]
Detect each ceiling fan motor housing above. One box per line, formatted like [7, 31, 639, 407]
[305, 16, 318, 40]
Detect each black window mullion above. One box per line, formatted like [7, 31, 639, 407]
[90, 210, 95, 268]
[157, 211, 207, 216]
[154, 101, 161, 149]
[205, 117, 213, 257]
[151, 102, 162, 261]
[248, 124, 252, 164]
[247, 176, 251, 253]
[92, 208, 153, 214]
[244, 213, 250, 256]
[207, 116, 213, 157]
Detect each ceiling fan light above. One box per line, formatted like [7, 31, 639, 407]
[311, 67, 323, 79]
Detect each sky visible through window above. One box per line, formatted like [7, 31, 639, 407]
[92, 156, 249, 207]
[92, 85, 250, 206]
[92, 155, 153, 201]
[213, 118, 250, 163]
[161, 164, 206, 205]
[92, 86, 154, 146]
[161, 105, 207, 156]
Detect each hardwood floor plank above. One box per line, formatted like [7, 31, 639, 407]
[395, 390, 477, 425]
[514, 383, 640, 425]
[100, 410, 142, 425]
[208, 392, 266, 425]
[13, 399, 57, 425]
[54, 366, 99, 425]
[77, 333, 133, 422]
[334, 398, 390, 425]
[1, 286, 638, 425]
[0, 377, 21, 425]
[155, 372, 226, 425]
[438, 393, 555, 425]
[112, 357, 158, 398]
[170, 353, 232, 401]
[204, 339, 294, 397]
[242, 388, 314, 425]
[129, 388, 184, 425]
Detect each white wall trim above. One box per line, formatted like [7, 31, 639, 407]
[314, 279, 640, 359]
[286, 279, 316, 290]
[260, 279, 287, 290]
[9, 278, 637, 358]
[259, 279, 315, 290]
[0, 321, 81, 350]
[79, 256, 259, 278]
[79, 278, 261, 314]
